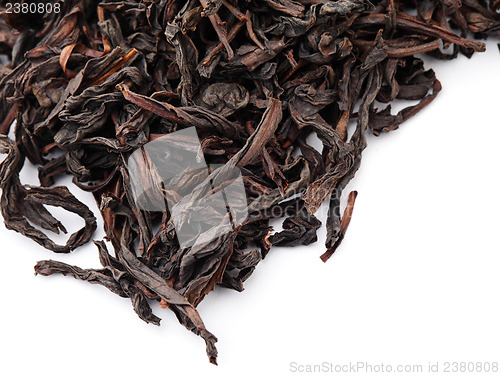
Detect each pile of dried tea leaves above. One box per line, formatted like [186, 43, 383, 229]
[0, 0, 499, 364]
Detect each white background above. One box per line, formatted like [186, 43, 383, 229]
[0, 40, 499, 375]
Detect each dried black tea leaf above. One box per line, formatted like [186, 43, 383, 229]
[0, 0, 498, 364]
